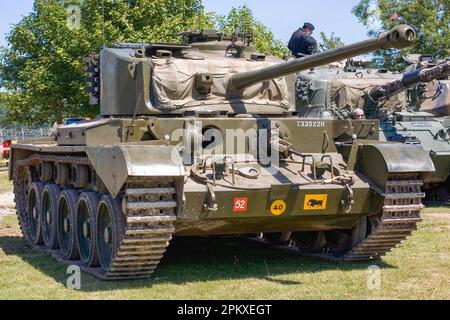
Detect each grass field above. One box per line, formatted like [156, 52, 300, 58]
[0, 204, 449, 300]
[0, 171, 11, 194]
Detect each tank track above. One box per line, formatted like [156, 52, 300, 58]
[255, 174, 425, 262]
[13, 155, 177, 280]
[13, 166, 34, 245]
[100, 178, 177, 280]
[337, 175, 424, 261]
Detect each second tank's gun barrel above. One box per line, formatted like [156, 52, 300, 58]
[369, 60, 450, 102]
[229, 25, 416, 91]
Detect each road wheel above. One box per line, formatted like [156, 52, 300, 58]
[41, 184, 61, 249]
[76, 192, 100, 267]
[27, 183, 44, 245]
[325, 217, 367, 257]
[57, 189, 80, 260]
[96, 195, 126, 271]
[293, 231, 326, 253]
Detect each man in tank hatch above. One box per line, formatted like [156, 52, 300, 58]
[288, 22, 320, 58]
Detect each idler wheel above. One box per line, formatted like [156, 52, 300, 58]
[293, 231, 326, 253]
[41, 184, 61, 249]
[57, 189, 80, 260]
[96, 195, 126, 271]
[325, 217, 367, 257]
[27, 183, 45, 245]
[76, 192, 100, 267]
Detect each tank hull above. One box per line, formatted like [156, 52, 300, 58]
[9, 116, 434, 279]
[380, 115, 450, 201]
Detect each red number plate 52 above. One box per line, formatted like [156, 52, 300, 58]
[233, 198, 248, 212]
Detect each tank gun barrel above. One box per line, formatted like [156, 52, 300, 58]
[229, 25, 416, 91]
[369, 60, 450, 102]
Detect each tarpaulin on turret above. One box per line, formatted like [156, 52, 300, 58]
[151, 57, 289, 110]
[328, 78, 407, 113]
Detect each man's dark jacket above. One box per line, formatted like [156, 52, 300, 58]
[288, 28, 319, 57]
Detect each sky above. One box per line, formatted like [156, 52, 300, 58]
[0, 0, 369, 47]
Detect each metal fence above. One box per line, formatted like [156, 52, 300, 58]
[0, 127, 52, 142]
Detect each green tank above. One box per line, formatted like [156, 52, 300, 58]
[297, 55, 449, 202]
[370, 58, 450, 202]
[410, 57, 450, 201]
[9, 25, 434, 281]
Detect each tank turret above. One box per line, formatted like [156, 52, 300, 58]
[296, 55, 449, 119]
[89, 25, 416, 117]
[412, 57, 450, 117]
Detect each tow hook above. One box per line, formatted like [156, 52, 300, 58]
[204, 183, 218, 212]
[341, 184, 355, 214]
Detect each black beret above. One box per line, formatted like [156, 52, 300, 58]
[303, 22, 315, 30]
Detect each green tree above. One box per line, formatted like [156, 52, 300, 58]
[353, 0, 450, 70]
[0, 0, 213, 125]
[0, 93, 6, 125]
[212, 5, 289, 58]
[0, 1, 287, 125]
[319, 32, 345, 50]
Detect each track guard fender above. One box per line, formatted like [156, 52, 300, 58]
[355, 143, 435, 190]
[86, 145, 185, 198]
